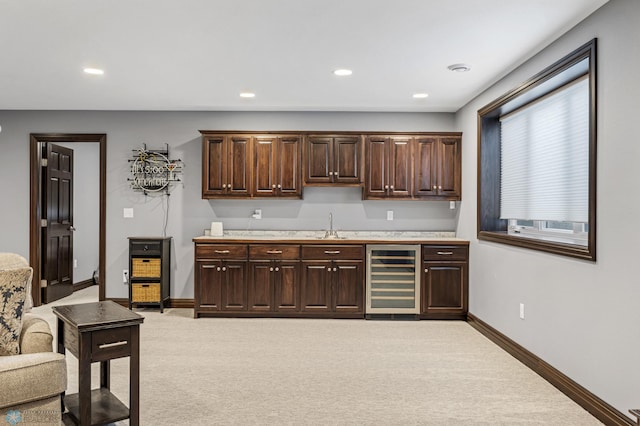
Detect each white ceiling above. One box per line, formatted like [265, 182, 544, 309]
[0, 0, 608, 112]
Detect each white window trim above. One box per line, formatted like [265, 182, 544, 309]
[507, 219, 588, 246]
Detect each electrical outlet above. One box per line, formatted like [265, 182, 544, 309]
[519, 303, 525, 319]
[387, 210, 394, 221]
[123, 269, 129, 284]
[123, 208, 134, 218]
[73, 259, 78, 268]
[252, 209, 262, 219]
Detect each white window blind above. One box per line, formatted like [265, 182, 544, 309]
[500, 76, 589, 223]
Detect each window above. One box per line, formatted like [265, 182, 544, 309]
[477, 40, 596, 261]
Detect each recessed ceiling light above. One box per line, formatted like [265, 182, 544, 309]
[413, 93, 429, 99]
[83, 67, 104, 75]
[333, 69, 353, 76]
[447, 63, 471, 72]
[240, 92, 255, 98]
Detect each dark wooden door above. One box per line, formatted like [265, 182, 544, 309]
[278, 136, 301, 196]
[388, 137, 412, 198]
[274, 261, 300, 312]
[202, 136, 227, 196]
[43, 143, 74, 303]
[221, 261, 248, 311]
[364, 136, 388, 198]
[253, 136, 277, 196]
[332, 261, 363, 313]
[305, 136, 332, 184]
[248, 261, 274, 312]
[334, 136, 361, 184]
[414, 137, 437, 197]
[301, 261, 331, 313]
[227, 135, 251, 196]
[196, 261, 222, 311]
[438, 137, 461, 198]
[422, 262, 467, 315]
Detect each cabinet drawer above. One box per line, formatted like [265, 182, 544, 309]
[130, 241, 161, 255]
[131, 258, 161, 278]
[132, 283, 161, 302]
[301, 245, 364, 260]
[196, 244, 248, 259]
[91, 327, 131, 362]
[249, 244, 300, 260]
[422, 246, 468, 261]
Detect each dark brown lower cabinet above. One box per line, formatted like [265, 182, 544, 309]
[300, 245, 364, 318]
[193, 240, 467, 320]
[249, 261, 300, 313]
[194, 244, 249, 318]
[421, 245, 468, 319]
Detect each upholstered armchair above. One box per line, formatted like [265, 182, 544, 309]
[0, 253, 67, 425]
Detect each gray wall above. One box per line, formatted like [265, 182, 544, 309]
[0, 111, 457, 300]
[455, 0, 640, 419]
[57, 142, 100, 283]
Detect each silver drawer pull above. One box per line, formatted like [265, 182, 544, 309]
[437, 251, 454, 255]
[214, 250, 230, 254]
[98, 341, 128, 349]
[266, 250, 283, 254]
[324, 250, 340, 254]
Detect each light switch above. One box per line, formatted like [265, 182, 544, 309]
[123, 208, 134, 218]
[387, 210, 394, 221]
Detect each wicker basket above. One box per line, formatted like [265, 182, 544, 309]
[131, 258, 161, 278]
[132, 283, 160, 303]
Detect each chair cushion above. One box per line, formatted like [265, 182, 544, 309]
[0, 267, 30, 356]
[0, 352, 67, 409]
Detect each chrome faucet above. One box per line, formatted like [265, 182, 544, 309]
[324, 212, 339, 239]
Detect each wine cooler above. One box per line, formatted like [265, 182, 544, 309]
[366, 245, 421, 314]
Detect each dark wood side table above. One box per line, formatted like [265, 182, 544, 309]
[53, 301, 144, 425]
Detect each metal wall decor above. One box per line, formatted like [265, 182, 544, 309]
[128, 144, 183, 195]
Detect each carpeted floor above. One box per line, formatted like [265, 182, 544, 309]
[34, 286, 601, 425]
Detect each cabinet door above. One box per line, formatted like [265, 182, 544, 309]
[248, 261, 274, 312]
[301, 261, 331, 313]
[334, 136, 361, 184]
[221, 261, 248, 311]
[196, 261, 222, 311]
[364, 136, 388, 198]
[437, 137, 461, 198]
[274, 261, 300, 312]
[202, 136, 227, 197]
[278, 136, 302, 196]
[333, 261, 363, 313]
[305, 136, 332, 184]
[422, 262, 467, 316]
[414, 137, 437, 197]
[388, 136, 412, 198]
[253, 136, 277, 196]
[227, 135, 251, 196]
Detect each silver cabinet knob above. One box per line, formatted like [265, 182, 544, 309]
[277, 184, 282, 189]
[424, 268, 428, 273]
[216, 267, 221, 272]
[222, 267, 227, 272]
[390, 185, 394, 190]
[275, 267, 280, 272]
[438, 185, 442, 190]
[384, 185, 389, 190]
[333, 267, 337, 272]
[272, 184, 276, 189]
[270, 267, 274, 272]
[432, 185, 437, 190]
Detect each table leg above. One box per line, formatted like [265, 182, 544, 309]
[100, 360, 111, 389]
[79, 333, 92, 425]
[130, 325, 140, 425]
[56, 318, 66, 415]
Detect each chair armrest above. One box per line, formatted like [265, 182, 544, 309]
[19, 313, 54, 354]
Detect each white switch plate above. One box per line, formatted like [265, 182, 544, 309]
[519, 303, 525, 319]
[387, 210, 393, 220]
[123, 208, 134, 218]
[450, 201, 456, 210]
[73, 259, 78, 268]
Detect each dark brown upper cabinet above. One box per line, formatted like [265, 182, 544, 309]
[304, 135, 362, 185]
[414, 136, 461, 200]
[253, 135, 302, 198]
[202, 134, 251, 198]
[364, 135, 413, 199]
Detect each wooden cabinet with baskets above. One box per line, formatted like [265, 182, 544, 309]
[128, 237, 171, 313]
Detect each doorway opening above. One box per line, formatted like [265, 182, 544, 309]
[29, 133, 107, 306]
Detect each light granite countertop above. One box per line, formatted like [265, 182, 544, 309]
[193, 230, 467, 243]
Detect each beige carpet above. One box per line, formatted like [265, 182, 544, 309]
[33, 287, 601, 425]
